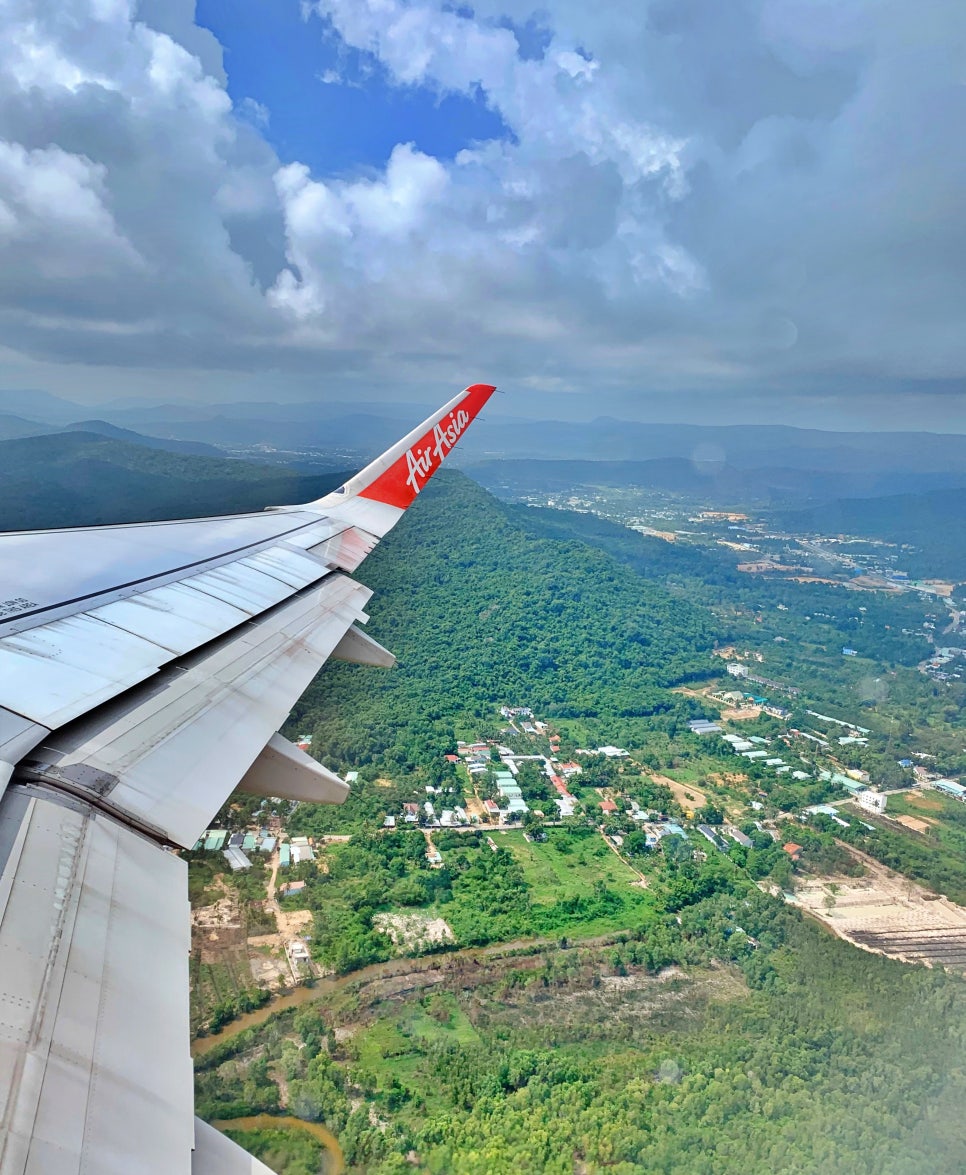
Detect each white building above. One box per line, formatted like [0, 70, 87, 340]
[858, 791, 888, 814]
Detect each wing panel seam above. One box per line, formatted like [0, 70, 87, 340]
[0, 514, 338, 637]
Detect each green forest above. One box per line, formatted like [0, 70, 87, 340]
[197, 864, 966, 1174]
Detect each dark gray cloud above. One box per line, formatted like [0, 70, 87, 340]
[0, 0, 963, 426]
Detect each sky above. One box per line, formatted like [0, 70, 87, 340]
[0, 0, 964, 428]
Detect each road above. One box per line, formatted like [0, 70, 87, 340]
[598, 826, 648, 885]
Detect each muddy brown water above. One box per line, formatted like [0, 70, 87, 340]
[192, 931, 627, 1058]
[210, 1114, 344, 1174]
[192, 953, 442, 1058]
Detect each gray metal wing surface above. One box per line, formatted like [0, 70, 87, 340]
[0, 384, 497, 1174]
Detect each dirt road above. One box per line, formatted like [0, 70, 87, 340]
[598, 827, 648, 886]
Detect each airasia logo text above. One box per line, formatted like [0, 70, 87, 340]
[405, 408, 470, 495]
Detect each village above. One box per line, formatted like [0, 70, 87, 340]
[192, 684, 966, 885]
[186, 669, 966, 1035]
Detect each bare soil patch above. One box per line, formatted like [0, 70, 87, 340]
[720, 707, 761, 720]
[895, 814, 932, 834]
[463, 794, 486, 821]
[192, 879, 248, 963]
[905, 791, 944, 812]
[373, 911, 455, 954]
[277, 908, 313, 938]
[649, 773, 707, 810]
[789, 845, 966, 972]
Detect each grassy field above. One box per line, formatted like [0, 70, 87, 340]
[495, 827, 655, 936]
[190, 958, 255, 1035]
[496, 828, 639, 896]
[351, 991, 484, 1118]
[888, 790, 954, 819]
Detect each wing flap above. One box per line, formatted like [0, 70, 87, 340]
[27, 575, 373, 847]
[0, 788, 193, 1174]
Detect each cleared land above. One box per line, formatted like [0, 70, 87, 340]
[190, 882, 255, 1033]
[896, 814, 932, 834]
[648, 772, 708, 811]
[373, 911, 455, 953]
[790, 847, 966, 972]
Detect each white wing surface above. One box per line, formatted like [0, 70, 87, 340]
[0, 383, 497, 1175]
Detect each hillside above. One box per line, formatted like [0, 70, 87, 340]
[62, 419, 225, 457]
[0, 412, 55, 440]
[285, 471, 716, 799]
[0, 431, 347, 531]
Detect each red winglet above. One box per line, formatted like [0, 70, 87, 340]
[355, 383, 496, 509]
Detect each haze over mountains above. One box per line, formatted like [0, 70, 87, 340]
[468, 457, 966, 507]
[0, 432, 345, 531]
[3, 388, 966, 564]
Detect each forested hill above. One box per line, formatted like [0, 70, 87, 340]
[0, 431, 347, 530]
[287, 471, 716, 776]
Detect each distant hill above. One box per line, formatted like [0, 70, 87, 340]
[776, 487, 966, 581]
[457, 418, 966, 475]
[97, 409, 415, 455]
[0, 388, 88, 425]
[98, 406, 966, 484]
[0, 412, 55, 441]
[0, 432, 348, 531]
[62, 419, 225, 457]
[468, 457, 966, 506]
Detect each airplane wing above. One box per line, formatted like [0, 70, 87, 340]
[0, 383, 497, 1175]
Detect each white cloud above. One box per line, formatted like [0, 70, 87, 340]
[0, 0, 961, 415]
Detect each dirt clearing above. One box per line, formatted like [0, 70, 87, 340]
[649, 773, 707, 811]
[895, 814, 933, 834]
[789, 847, 966, 972]
[373, 911, 455, 954]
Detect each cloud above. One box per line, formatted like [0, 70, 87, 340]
[0, 0, 962, 419]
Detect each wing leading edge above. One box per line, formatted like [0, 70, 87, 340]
[0, 383, 496, 1175]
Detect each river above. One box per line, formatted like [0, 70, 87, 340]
[191, 953, 447, 1059]
[191, 934, 579, 1058]
[192, 939, 557, 1062]
[195, 930, 626, 1173]
[210, 1114, 344, 1174]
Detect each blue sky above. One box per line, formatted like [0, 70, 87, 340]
[0, 0, 963, 428]
[196, 0, 509, 174]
